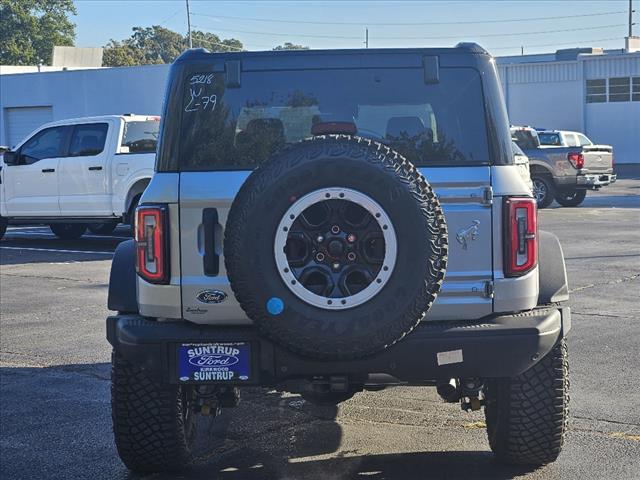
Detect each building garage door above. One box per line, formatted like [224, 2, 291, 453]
[4, 106, 53, 148]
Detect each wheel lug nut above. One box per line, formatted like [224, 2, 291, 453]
[315, 252, 325, 262]
[347, 234, 356, 243]
[347, 252, 356, 261]
[316, 235, 324, 243]
[331, 225, 340, 234]
[332, 262, 340, 270]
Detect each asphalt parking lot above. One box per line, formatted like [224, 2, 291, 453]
[1, 178, 639, 480]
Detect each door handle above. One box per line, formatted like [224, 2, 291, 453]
[42, 168, 55, 173]
[202, 208, 220, 276]
[88, 166, 103, 171]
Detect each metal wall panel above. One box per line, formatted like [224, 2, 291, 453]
[583, 54, 640, 79]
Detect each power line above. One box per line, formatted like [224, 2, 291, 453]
[379, 24, 629, 40]
[191, 24, 360, 40]
[191, 10, 628, 26]
[489, 37, 622, 51]
[190, 23, 628, 41]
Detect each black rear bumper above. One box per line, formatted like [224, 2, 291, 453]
[106, 307, 570, 385]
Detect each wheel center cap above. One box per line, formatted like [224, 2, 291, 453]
[327, 239, 344, 257]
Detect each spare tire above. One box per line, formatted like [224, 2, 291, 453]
[224, 135, 447, 360]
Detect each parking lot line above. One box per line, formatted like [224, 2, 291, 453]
[0, 246, 114, 255]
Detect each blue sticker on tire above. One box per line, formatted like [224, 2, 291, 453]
[178, 342, 251, 382]
[266, 297, 284, 315]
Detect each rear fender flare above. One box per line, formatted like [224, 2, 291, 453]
[538, 230, 569, 304]
[108, 239, 139, 313]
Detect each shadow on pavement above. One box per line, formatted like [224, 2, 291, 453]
[0, 362, 540, 480]
[161, 450, 539, 480]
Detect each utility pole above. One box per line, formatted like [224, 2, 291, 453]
[630, 0, 634, 37]
[186, 0, 193, 48]
[521, 46, 524, 55]
[365, 28, 369, 48]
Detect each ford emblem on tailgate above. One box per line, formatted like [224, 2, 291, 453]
[196, 290, 227, 304]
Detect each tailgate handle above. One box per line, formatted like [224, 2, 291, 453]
[88, 166, 103, 171]
[203, 208, 220, 276]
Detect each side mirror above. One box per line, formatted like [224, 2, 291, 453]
[2, 151, 19, 165]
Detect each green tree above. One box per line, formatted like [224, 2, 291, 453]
[103, 27, 244, 66]
[191, 30, 243, 53]
[0, 0, 76, 65]
[101, 40, 145, 68]
[273, 42, 309, 51]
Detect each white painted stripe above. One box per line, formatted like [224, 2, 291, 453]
[0, 246, 113, 255]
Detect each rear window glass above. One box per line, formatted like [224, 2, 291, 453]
[121, 120, 160, 153]
[511, 129, 540, 149]
[178, 68, 489, 170]
[538, 133, 561, 146]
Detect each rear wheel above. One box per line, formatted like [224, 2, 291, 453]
[531, 175, 555, 209]
[111, 352, 196, 473]
[555, 189, 586, 207]
[49, 223, 87, 240]
[88, 221, 119, 235]
[484, 339, 569, 465]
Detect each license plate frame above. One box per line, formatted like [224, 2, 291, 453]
[177, 342, 251, 383]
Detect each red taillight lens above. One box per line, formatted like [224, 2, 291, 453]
[135, 205, 169, 284]
[567, 152, 584, 169]
[504, 197, 537, 277]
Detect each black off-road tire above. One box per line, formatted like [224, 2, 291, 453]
[532, 174, 556, 209]
[49, 223, 87, 240]
[224, 135, 447, 360]
[484, 339, 569, 465]
[555, 188, 587, 207]
[88, 220, 119, 235]
[0, 216, 7, 240]
[111, 352, 196, 473]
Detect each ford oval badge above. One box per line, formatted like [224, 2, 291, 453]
[196, 290, 227, 304]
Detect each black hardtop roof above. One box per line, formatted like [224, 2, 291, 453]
[174, 43, 490, 67]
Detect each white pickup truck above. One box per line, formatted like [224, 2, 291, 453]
[0, 114, 159, 240]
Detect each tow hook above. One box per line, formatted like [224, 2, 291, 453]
[460, 378, 485, 412]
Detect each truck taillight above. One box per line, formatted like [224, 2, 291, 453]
[504, 197, 537, 277]
[567, 152, 584, 169]
[135, 205, 169, 284]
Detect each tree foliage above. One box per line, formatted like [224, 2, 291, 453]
[0, 0, 76, 65]
[273, 42, 309, 51]
[191, 30, 243, 53]
[103, 27, 245, 67]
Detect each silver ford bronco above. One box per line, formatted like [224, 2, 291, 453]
[106, 44, 571, 473]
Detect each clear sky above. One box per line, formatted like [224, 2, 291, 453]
[73, 0, 637, 57]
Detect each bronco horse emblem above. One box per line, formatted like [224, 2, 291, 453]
[456, 220, 480, 250]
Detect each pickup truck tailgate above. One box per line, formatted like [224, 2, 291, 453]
[581, 145, 613, 172]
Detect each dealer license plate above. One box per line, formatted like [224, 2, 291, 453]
[177, 342, 251, 383]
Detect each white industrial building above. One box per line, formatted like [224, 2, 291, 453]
[1, 45, 639, 163]
[497, 46, 639, 165]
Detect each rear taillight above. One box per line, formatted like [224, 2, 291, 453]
[504, 197, 537, 277]
[135, 205, 169, 284]
[567, 152, 584, 169]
